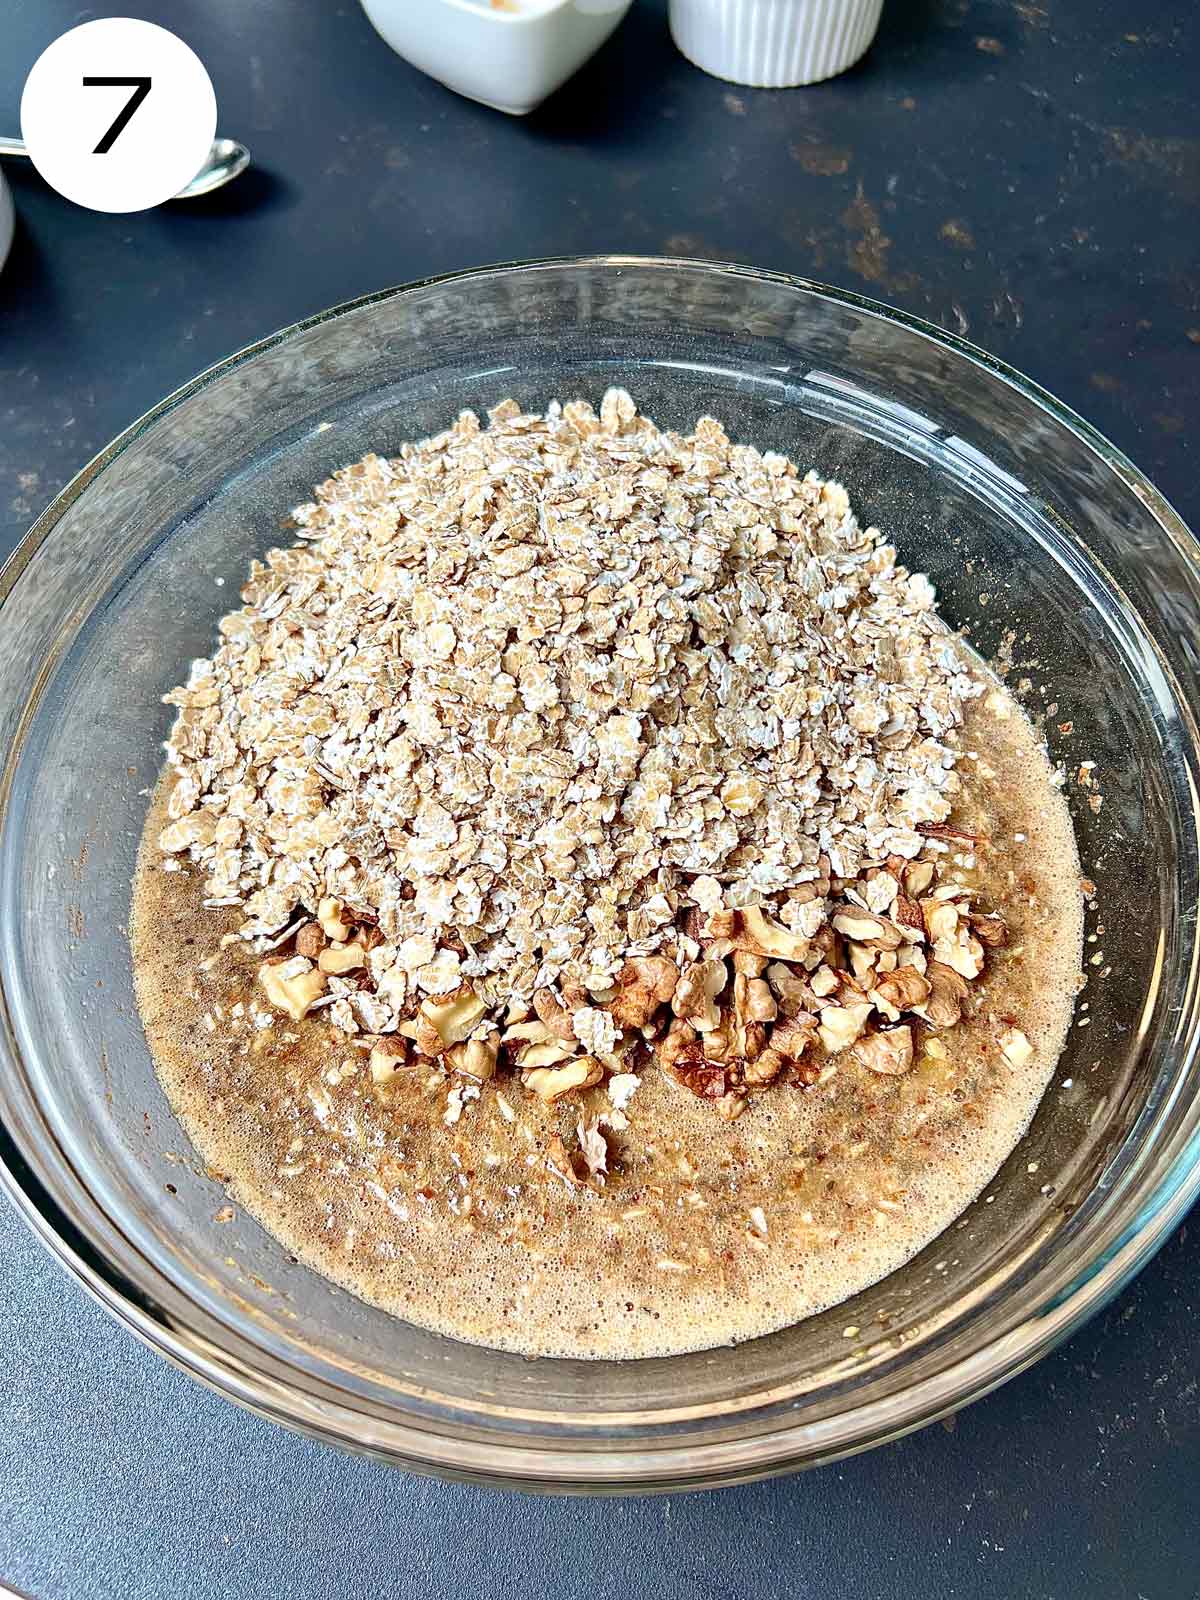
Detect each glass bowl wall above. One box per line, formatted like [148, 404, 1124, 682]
[1, 259, 1198, 1491]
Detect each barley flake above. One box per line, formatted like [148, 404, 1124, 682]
[159, 390, 979, 1042]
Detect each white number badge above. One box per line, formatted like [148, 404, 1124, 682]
[21, 18, 217, 214]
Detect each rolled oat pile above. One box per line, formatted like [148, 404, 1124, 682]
[159, 390, 991, 1110]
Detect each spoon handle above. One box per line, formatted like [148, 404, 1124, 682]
[0, 137, 31, 159]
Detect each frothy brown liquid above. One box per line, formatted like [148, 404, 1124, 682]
[131, 684, 1081, 1359]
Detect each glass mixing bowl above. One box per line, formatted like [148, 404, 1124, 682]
[2, 258, 1199, 1492]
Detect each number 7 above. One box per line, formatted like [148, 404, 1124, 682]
[82, 76, 152, 154]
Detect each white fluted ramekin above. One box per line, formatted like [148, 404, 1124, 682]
[669, 0, 884, 87]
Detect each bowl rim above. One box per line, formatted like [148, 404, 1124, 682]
[3, 253, 1200, 1491]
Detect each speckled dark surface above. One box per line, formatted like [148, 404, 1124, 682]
[1, 1, 1197, 1594]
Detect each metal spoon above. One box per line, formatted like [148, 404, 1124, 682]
[0, 135, 250, 199]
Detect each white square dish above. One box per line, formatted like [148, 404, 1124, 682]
[359, 0, 634, 116]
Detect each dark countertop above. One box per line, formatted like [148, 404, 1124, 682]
[1, 1, 1197, 1595]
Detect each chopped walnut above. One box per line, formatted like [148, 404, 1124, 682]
[532, 987, 578, 1041]
[317, 941, 368, 975]
[369, 1035, 411, 1084]
[523, 1056, 604, 1102]
[744, 977, 778, 1023]
[999, 1026, 1034, 1067]
[700, 1011, 736, 1063]
[743, 1049, 785, 1086]
[817, 1001, 873, 1054]
[848, 941, 878, 984]
[450, 1035, 500, 1081]
[501, 1019, 553, 1045]
[892, 892, 927, 937]
[904, 860, 935, 896]
[609, 956, 678, 1030]
[294, 922, 326, 960]
[923, 900, 961, 943]
[831, 909, 903, 950]
[659, 1019, 697, 1068]
[714, 1090, 749, 1120]
[872, 966, 932, 1016]
[854, 1025, 914, 1076]
[258, 958, 327, 1021]
[515, 1038, 579, 1069]
[414, 987, 488, 1056]
[970, 913, 1008, 948]
[672, 959, 726, 1031]
[736, 906, 813, 962]
[918, 962, 971, 1028]
[771, 1013, 819, 1060]
[941, 932, 985, 981]
[317, 897, 352, 941]
[766, 961, 817, 1014]
[668, 1054, 729, 1098]
[808, 964, 840, 999]
[732, 949, 769, 978]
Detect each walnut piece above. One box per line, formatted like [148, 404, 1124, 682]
[532, 987, 579, 1041]
[817, 1001, 873, 1054]
[738, 906, 812, 961]
[808, 964, 840, 999]
[672, 959, 726, 1031]
[872, 966, 932, 1015]
[522, 1056, 604, 1102]
[666, 1053, 729, 1099]
[770, 1012, 818, 1060]
[744, 977, 778, 1022]
[450, 1035, 500, 1080]
[317, 897, 352, 941]
[258, 959, 327, 1021]
[733, 949, 769, 978]
[415, 987, 488, 1056]
[892, 892, 927, 937]
[714, 1090, 749, 1120]
[516, 1038, 579, 1069]
[501, 1019, 554, 1045]
[923, 900, 961, 943]
[904, 860, 935, 896]
[854, 1025, 914, 1076]
[743, 1049, 785, 1085]
[970, 913, 1008, 949]
[999, 1026, 1034, 1067]
[848, 941, 878, 984]
[918, 962, 970, 1028]
[832, 909, 903, 950]
[294, 923, 326, 960]
[767, 961, 816, 1014]
[369, 1035, 411, 1084]
[317, 941, 368, 975]
[609, 956, 678, 1030]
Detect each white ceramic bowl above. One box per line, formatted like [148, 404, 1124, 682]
[360, 0, 634, 116]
